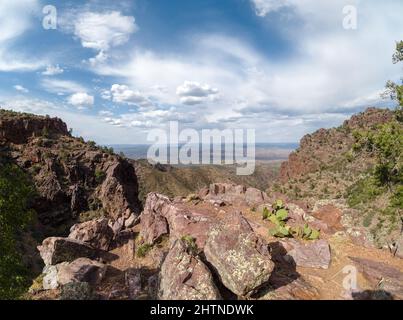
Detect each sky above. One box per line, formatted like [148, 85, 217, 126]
[0, 0, 402, 144]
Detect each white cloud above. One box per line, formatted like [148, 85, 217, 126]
[14, 85, 29, 93]
[41, 79, 87, 95]
[74, 11, 137, 51]
[176, 81, 219, 105]
[104, 84, 152, 107]
[0, 1, 47, 72]
[68, 92, 94, 108]
[99, 110, 114, 117]
[42, 65, 64, 76]
[71, 10, 137, 65]
[250, 0, 289, 16]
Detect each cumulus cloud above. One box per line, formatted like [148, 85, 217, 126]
[71, 11, 137, 65]
[68, 92, 94, 108]
[14, 85, 29, 93]
[103, 84, 152, 107]
[42, 65, 64, 76]
[176, 81, 219, 105]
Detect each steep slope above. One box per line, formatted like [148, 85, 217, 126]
[277, 107, 402, 247]
[133, 159, 280, 203]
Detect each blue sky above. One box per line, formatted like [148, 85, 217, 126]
[0, 0, 402, 144]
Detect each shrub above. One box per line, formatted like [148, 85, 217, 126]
[181, 235, 198, 255]
[0, 164, 35, 299]
[136, 244, 153, 258]
[94, 169, 106, 184]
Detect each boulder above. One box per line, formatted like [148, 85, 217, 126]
[312, 204, 343, 233]
[204, 211, 275, 296]
[159, 239, 221, 300]
[139, 193, 170, 244]
[69, 218, 113, 251]
[38, 237, 98, 266]
[283, 239, 331, 269]
[349, 256, 403, 299]
[43, 265, 61, 290]
[57, 258, 107, 286]
[203, 183, 268, 206]
[96, 159, 141, 220]
[245, 187, 268, 206]
[139, 193, 216, 248]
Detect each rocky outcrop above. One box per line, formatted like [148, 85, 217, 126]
[139, 193, 170, 244]
[96, 159, 141, 220]
[204, 211, 275, 296]
[139, 193, 217, 248]
[159, 240, 221, 300]
[279, 108, 394, 183]
[0, 112, 68, 144]
[202, 183, 269, 206]
[38, 237, 98, 266]
[0, 111, 142, 227]
[69, 218, 114, 251]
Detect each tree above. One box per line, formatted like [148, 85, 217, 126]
[0, 164, 35, 299]
[384, 41, 403, 119]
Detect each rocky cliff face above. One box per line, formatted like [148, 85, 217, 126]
[276, 107, 401, 249]
[0, 109, 141, 231]
[279, 108, 394, 185]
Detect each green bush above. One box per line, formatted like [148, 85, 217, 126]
[94, 169, 106, 184]
[136, 244, 153, 258]
[0, 164, 35, 299]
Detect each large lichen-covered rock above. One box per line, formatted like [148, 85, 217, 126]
[38, 237, 98, 266]
[69, 218, 114, 251]
[60, 282, 95, 300]
[159, 239, 221, 300]
[204, 211, 275, 296]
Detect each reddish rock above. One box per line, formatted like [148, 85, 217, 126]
[203, 183, 268, 206]
[283, 239, 331, 269]
[139, 193, 170, 245]
[38, 237, 98, 266]
[312, 204, 343, 233]
[139, 193, 217, 248]
[0, 113, 68, 144]
[69, 218, 114, 251]
[159, 239, 221, 300]
[349, 256, 403, 299]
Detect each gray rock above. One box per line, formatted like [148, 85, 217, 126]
[38, 237, 98, 266]
[57, 258, 107, 286]
[204, 211, 275, 296]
